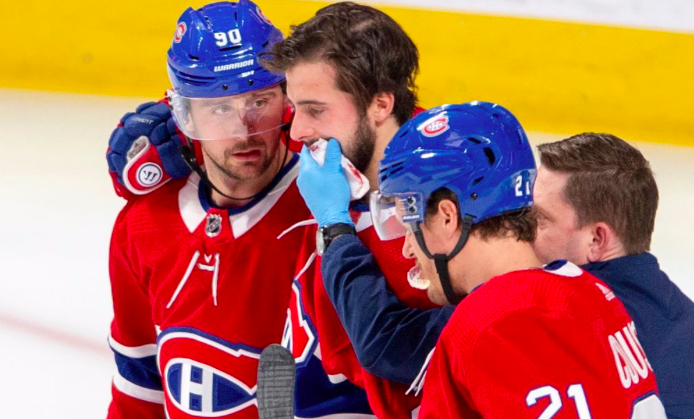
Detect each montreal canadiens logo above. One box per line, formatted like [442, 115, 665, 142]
[136, 163, 163, 187]
[165, 358, 255, 415]
[174, 22, 187, 43]
[418, 113, 450, 137]
[257, 6, 272, 25]
[158, 329, 262, 418]
[281, 281, 317, 367]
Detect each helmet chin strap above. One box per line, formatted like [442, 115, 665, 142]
[413, 215, 474, 305]
[177, 122, 291, 202]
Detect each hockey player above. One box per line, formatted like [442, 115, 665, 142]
[300, 101, 666, 418]
[261, 3, 453, 417]
[533, 133, 694, 419]
[107, 3, 453, 418]
[106, 2, 371, 418]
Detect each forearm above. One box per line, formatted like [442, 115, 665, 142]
[322, 234, 453, 384]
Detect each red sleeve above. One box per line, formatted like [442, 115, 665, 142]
[107, 205, 165, 418]
[295, 224, 365, 386]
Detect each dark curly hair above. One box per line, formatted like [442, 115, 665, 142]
[260, 2, 419, 125]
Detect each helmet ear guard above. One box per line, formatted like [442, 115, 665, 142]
[373, 101, 537, 305]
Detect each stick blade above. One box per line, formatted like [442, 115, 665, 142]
[257, 344, 296, 419]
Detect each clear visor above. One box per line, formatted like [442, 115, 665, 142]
[369, 190, 425, 241]
[167, 86, 286, 141]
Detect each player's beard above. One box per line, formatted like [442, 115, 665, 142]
[205, 133, 281, 183]
[345, 115, 377, 174]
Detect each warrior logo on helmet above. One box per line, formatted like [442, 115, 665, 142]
[174, 22, 187, 43]
[418, 113, 450, 137]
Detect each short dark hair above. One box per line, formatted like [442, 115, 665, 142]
[425, 188, 537, 243]
[260, 2, 419, 125]
[537, 133, 658, 254]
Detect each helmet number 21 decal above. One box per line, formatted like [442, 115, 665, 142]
[515, 174, 531, 197]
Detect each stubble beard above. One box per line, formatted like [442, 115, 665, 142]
[204, 132, 281, 183]
[347, 115, 377, 174]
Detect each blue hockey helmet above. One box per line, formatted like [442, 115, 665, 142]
[371, 101, 536, 241]
[371, 101, 536, 305]
[167, 0, 284, 98]
[166, 1, 287, 141]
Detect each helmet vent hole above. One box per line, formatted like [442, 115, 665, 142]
[467, 137, 481, 144]
[219, 45, 242, 52]
[390, 166, 404, 176]
[222, 84, 228, 91]
[483, 147, 496, 165]
[188, 54, 200, 61]
[262, 41, 269, 47]
[247, 79, 254, 86]
[472, 177, 484, 186]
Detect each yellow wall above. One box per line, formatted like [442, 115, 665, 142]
[1, 1, 692, 145]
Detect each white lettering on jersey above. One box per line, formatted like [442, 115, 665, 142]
[526, 384, 592, 419]
[608, 321, 652, 389]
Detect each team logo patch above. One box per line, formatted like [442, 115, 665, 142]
[257, 6, 272, 25]
[158, 328, 262, 418]
[166, 358, 255, 414]
[136, 163, 163, 187]
[174, 22, 187, 43]
[282, 281, 317, 367]
[205, 214, 223, 238]
[417, 113, 450, 137]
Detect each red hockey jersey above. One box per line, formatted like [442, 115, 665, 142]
[418, 261, 666, 419]
[286, 208, 439, 419]
[107, 158, 311, 419]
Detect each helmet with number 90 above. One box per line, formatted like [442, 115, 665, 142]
[370, 101, 537, 241]
[166, 0, 287, 141]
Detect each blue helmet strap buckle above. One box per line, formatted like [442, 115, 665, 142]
[413, 215, 474, 305]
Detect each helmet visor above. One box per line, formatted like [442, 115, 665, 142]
[167, 85, 286, 141]
[369, 190, 425, 241]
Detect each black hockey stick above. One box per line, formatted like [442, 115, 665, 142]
[257, 344, 296, 419]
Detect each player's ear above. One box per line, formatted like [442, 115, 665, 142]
[369, 92, 395, 125]
[586, 221, 619, 263]
[437, 199, 460, 240]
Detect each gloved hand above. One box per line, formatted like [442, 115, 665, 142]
[106, 101, 191, 198]
[298, 139, 353, 228]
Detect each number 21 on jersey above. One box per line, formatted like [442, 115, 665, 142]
[526, 384, 665, 419]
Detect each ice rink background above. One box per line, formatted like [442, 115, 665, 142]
[0, 88, 692, 418]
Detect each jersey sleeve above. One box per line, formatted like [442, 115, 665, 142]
[321, 234, 454, 384]
[107, 205, 165, 418]
[295, 226, 365, 386]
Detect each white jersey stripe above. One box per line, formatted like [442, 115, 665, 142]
[113, 371, 164, 404]
[109, 335, 157, 358]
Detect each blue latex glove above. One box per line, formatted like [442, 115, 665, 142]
[298, 139, 353, 227]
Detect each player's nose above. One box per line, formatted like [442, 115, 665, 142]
[289, 111, 317, 145]
[402, 234, 415, 259]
